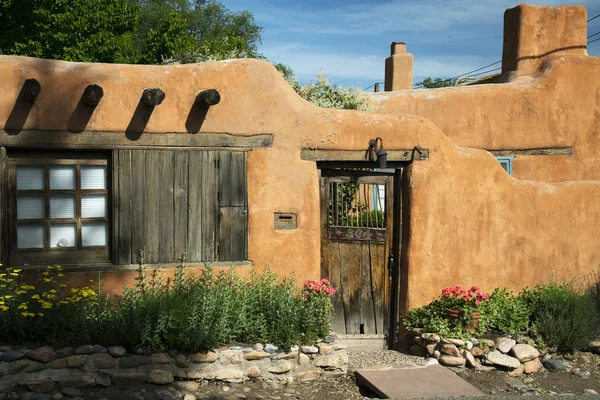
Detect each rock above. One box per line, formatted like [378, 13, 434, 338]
[246, 366, 261, 378]
[298, 353, 310, 365]
[423, 358, 439, 366]
[190, 351, 218, 363]
[245, 352, 271, 360]
[299, 346, 318, 354]
[445, 338, 465, 347]
[51, 355, 87, 369]
[268, 361, 293, 374]
[24, 361, 46, 373]
[515, 334, 536, 346]
[155, 389, 177, 400]
[457, 371, 469, 380]
[510, 344, 540, 362]
[52, 393, 63, 400]
[25, 379, 55, 393]
[297, 370, 321, 381]
[174, 381, 199, 392]
[421, 333, 441, 343]
[495, 337, 516, 354]
[313, 353, 348, 368]
[61, 387, 84, 397]
[508, 365, 525, 377]
[575, 370, 591, 378]
[0, 350, 25, 362]
[175, 354, 188, 368]
[470, 347, 484, 357]
[264, 344, 278, 353]
[433, 350, 441, 359]
[317, 344, 333, 355]
[60, 375, 95, 388]
[220, 350, 244, 365]
[438, 356, 466, 367]
[108, 371, 146, 385]
[253, 343, 264, 351]
[119, 355, 151, 369]
[27, 347, 57, 363]
[95, 374, 111, 387]
[544, 359, 565, 372]
[410, 345, 428, 357]
[74, 345, 94, 355]
[147, 370, 174, 385]
[55, 348, 73, 359]
[486, 350, 521, 369]
[469, 338, 479, 345]
[107, 346, 126, 357]
[332, 343, 346, 350]
[440, 344, 460, 357]
[584, 389, 599, 395]
[480, 339, 495, 347]
[92, 345, 107, 354]
[425, 343, 438, 356]
[466, 341, 473, 350]
[523, 358, 543, 374]
[464, 350, 476, 368]
[92, 353, 117, 369]
[541, 353, 552, 363]
[214, 369, 245, 382]
[151, 353, 171, 364]
[181, 365, 215, 380]
[184, 395, 197, 400]
[475, 364, 496, 372]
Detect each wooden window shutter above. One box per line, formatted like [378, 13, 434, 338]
[218, 151, 248, 261]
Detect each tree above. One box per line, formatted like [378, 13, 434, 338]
[0, 0, 263, 64]
[414, 77, 455, 89]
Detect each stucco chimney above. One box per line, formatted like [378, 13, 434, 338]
[502, 4, 587, 75]
[384, 42, 413, 91]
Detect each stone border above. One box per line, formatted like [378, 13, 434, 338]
[0, 341, 348, 394]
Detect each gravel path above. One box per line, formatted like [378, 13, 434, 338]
[348, 350, 425, 371]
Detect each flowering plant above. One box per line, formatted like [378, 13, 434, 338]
[439, 285, 489, 315]
[303, 279, 336, 297]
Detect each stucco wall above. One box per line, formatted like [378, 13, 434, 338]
[1, 52, 600, 311]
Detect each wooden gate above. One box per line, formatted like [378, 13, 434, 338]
[320, 169, 396, 341]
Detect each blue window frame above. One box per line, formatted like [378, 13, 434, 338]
[496, 156, 514, 175]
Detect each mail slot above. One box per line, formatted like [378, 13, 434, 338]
[274, 213, 298, 230]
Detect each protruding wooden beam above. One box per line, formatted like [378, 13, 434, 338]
[196, 89, 221, 106]
[142, 88, 166, 106]
[82, 84, 104, 106]
[21, 79, 41, 101]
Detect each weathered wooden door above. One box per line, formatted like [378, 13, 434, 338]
[320, 169, 395, 340]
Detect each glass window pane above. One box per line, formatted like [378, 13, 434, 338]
[81, 166, 106, 189]
[49, 166, 75, 189]
[82, 222, 107, 246]
[50, 195, 76, 218]
[17, 196, 45, 219]
[81, 194, 106, 218]
[17, 166, 44, 190]
[50, 224, 76, 248]
[17, 224, 45, 249]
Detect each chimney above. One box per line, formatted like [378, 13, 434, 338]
[384, 42, 414, 91]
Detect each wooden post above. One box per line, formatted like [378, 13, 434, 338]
[82, 84, 104, 106]
[196, 89, 221, 106]
[142, 88, 166, 106]
[21, 79, 41, 101]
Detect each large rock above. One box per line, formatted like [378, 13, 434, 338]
[74, 345, 94, 355]
[220, 350, 243, 366]
[510, 344, 539, 362]
[298, 353, 310, 365]
[147, 369, 174, 385]
[463, 350, 476, 368]
[189, 351, 217, 363]
[297, 370, 321, 381]
[470, 347, 484, 357]
[0, 350, 25, 362]
[440, 344, 460, 357]
[268, 361, 293, 374]
[300, 346, 318, 354]
[25, 379, 55, 393]
[444, 338, 465, 347]
[486, 350, 520, 369]
[60, 375, 95, 388]
[523, 358, 543, 374]
[245, 351, 271, 360]
[410, 345, 428, 357]
[26, 347, 57, 363]
[508, 365, 525, 377]
[151, 353, 171, 364]
[495, 338, 516, 354]
[313, 353, 348, 368]
[543, 359, 564, 372]
[246, 366, 261, 378]
[118, 355, 151, 369]
[214, 368, 244, 382]
[92, 353, 117, 369]
[421, 333, 441, 343]
[109, 370, 146, 385]
[51, 355, 88, 369]
[107, 346, 126, 357]
[438, 356, 466, 367]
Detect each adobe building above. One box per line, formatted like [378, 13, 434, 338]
[0, 3, 599, 349]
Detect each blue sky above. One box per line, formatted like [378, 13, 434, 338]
[221, 0, 600, 89]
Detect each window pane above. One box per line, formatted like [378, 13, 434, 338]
[49, 165, 75, 189]
[82, 222, 107, 246]
[17, 196, 45, 219]
[81, 166, 106, 189]
[81, 194, 106, 218]
[17, 224, 45, 249]
[50, 224, 76, 248]
[17, 166, 44, 190]
[50, 195, 76, 218]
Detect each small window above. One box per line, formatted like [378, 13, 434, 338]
[496, 156, 514, 175]
[8, 153, 110, 266]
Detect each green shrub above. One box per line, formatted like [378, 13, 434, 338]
[520, 283, 600, 352]
[478, 288, 530, 334]
[403, 300, 469, 339]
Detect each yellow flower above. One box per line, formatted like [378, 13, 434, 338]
[37, 313, 43, 317]
[59, 301, 68, 305]
[15, 290, 26, 295]
[47, 266, 54, 270]
[17, 304, 27, 310]
[12, 269, 21, 273]
[31, 294, 40, 300]
[42, 272, 49, 276]
[48, 289, 57, 294]
[4, 295, 12, 299]
[57, 273, 65, 277]
[9, 273, 18, 277]
[42, 278, 52, 283]
[56, 265, 63, 270]
[60, 284, 67, 288]
[41, 302, 52, 309]
[20, 312, 35, 317]
[0, 306, 8, 311]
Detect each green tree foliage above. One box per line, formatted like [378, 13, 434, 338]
[415, 77, 455, 89]
[0, 0, 262, 64]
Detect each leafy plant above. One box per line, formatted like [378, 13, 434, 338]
[478, 288, 530, 334]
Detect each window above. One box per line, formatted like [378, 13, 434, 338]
[8, 152, 110, 265]
[496, 156, 514, 175]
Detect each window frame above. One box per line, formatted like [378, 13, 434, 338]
[7, 151, 111, 266]
[496, 156, 514, 175]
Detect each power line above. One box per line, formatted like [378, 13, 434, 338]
[588, 14, 600, 23]
[363, 82, 383, 91]
[449, 60, 501, 81]
[588, 37, 600, 45]
[588, 31, 600, 39]
[470, 67, 502, 77]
